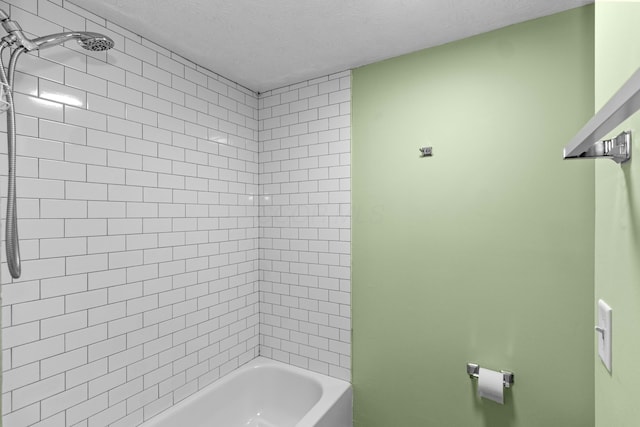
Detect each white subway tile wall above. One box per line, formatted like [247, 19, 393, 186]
[1, 0, 261, 426]
[258, 73, 351, 381]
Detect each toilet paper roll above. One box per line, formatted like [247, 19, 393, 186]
[478, 367, 504, 404]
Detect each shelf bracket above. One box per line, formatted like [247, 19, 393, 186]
[564, 130, 631, 164]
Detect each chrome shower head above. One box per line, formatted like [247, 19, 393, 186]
[31, 32, 114, 51]
[79, 35, 114, 52]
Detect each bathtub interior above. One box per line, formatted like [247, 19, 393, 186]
[225, 366, 323, 426]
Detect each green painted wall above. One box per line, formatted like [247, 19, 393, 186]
[352, 7, 595, 427]
[594, 2, 640, 426]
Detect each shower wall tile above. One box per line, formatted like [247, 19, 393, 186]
[258, 73, 351, 381]
[1, 1, 259, 426]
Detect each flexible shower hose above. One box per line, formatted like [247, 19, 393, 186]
[0, 43, 25, 278]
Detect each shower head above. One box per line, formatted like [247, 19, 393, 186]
[30, 32, 114, 51]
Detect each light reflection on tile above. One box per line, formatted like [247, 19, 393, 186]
[13, 93, 63, 122]
[40, 91, 84, 107]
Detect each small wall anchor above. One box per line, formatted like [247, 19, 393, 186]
[419, 147, 433, 157]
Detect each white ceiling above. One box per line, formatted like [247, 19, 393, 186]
[68, 0, 594, 93]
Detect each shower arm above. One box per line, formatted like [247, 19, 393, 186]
[0, 9, 37, 51]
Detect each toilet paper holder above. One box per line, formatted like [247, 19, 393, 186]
[466, 363, 514, 388]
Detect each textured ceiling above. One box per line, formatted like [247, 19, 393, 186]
[68, 0, 594, 93]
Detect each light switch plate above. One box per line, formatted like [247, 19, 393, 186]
[597, 299, 612, 372]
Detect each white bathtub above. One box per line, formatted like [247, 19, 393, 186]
[142, 357, 352, 427]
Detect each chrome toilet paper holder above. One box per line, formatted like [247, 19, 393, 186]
[466, 363, 515, 388]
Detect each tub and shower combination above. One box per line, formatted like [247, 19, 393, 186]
[0, 7, 352, 427]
